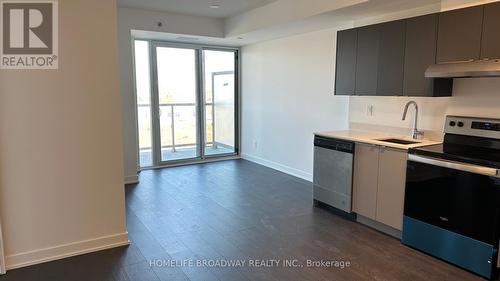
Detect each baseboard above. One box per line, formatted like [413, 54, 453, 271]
[5, 232, 130, 271]
[124, 175, 139, 184]
[241, 153, 312, 182]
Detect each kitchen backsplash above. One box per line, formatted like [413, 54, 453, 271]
[348, 77, 500, 140]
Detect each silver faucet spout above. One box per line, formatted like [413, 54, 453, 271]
[402, 101, 423, 140]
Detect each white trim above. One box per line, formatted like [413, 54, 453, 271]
[124, 175, 139, 184]
[0, 217, 6, 274]
[5, 232, 130, 271]
[131, 37, 142, 179]
[241, 153, 312, 182]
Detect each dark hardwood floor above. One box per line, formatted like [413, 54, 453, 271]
[0, 159, 483, 281]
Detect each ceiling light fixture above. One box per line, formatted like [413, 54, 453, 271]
[209, 4, 220, 8]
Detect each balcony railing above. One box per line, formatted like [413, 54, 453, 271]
[138, 102, 215, 152]
[160, 102, 217, 152]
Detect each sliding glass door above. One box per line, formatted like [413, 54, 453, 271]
[134, 41, 238, 168]
[203, 50, 237, 156]
[154, 45, 199, 162]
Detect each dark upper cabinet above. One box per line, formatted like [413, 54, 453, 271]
[436, 6, 483, 63]
[376, 20, 406, 96]
[355, 25, 380, 96]
[403, 14, 438, 97]
[334, 29, 357, 95]
[481, 2, 500, 59]
[333, 4, 493, 97]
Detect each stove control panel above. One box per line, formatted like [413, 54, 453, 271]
[445, 116, 500, 139]
[471, 121, 500, 131]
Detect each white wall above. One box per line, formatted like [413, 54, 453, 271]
[441, 0, 499, 10]
[349, 78, 500, 136]
[118, 0, 499, 182]
[118, 7, 224, 38]
[118, 7, 225, 183]
[0, 0, 128, 270]
[225, 0, 366, 37]
[240, 0, 500, 182]
[241, 29, 350, 181]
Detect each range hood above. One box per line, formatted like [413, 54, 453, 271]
[425, 59, 500, 78]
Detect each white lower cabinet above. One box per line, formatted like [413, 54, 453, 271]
[353, 143, 408, 230]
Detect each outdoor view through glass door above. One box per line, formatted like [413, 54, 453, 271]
[203, 50, 236, 156]
[156, 46, 199, 162]
[134, 41, 238, 168]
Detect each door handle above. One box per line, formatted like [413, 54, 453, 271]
[409, 154, 500, 178]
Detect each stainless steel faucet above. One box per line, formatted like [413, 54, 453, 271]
[402, 101, 424, 140]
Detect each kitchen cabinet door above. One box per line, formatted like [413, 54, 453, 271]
[353, 143, 379, 219]
[436, 6, 483, 63]
[403, 14, 438, 97]
[481, 2, 500, 59]
[335, 29, 358, 95]
[376, 20, 406, 96]
[376, 147, 407, 230]
[355, 25, 380, 96]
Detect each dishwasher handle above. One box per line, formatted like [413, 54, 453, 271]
[314, 136, 354, 154]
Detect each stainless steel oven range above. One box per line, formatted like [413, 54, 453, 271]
[403, 116, 500, 279]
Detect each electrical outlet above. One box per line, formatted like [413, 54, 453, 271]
[366, 105, 374, 116]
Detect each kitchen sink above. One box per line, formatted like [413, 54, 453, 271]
[377, 138, 420, 145]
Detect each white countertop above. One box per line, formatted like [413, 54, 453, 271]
[315, 130, 442, 150]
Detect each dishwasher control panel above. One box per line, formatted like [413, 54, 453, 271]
[314, 136, 354, 153]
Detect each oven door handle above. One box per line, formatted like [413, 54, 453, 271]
[408, 154, 500, 178]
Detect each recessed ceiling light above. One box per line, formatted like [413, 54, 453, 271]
[209, 4, 220, 8]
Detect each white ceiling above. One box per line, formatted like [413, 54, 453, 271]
[126, 0, 487, 47]
[117, 0, 275, 18]
[130, 0, 447, 47]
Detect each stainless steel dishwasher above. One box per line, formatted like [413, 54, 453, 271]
[313, 135, 355, 218]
